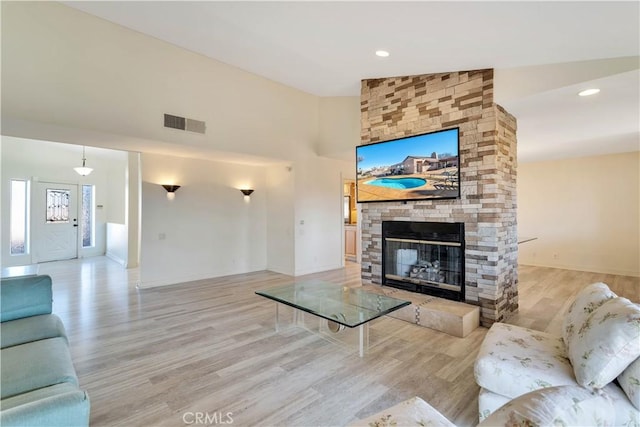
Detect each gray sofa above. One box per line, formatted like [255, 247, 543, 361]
[0, 275, 90, 427]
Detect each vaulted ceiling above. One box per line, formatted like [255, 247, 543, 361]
[13, 2, 640, 162]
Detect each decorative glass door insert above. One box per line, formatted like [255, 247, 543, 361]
[46, 189, 70, 223]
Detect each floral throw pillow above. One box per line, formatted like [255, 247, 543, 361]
[562, 282, 616, 352]
[567, 297, 640, 388]
[477, 385, 615, 427]
[618, 357, 640, 410]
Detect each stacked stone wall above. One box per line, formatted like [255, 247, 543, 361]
[360, 69, 518, 325]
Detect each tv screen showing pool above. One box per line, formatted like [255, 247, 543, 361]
[356, 128, 460, 203]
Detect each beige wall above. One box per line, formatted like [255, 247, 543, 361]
[518, 151, 640, 276]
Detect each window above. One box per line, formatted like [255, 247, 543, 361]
[81, 185, 94, 248]
[10, 180, 28, 255]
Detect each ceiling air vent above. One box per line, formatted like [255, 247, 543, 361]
[186, 118, 206, 134]
[164, 114, 206, 134]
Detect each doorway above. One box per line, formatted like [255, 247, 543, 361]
[343, 179, 357, 262]
[1, 137, 137, 270]
[33, 182, 79, 262]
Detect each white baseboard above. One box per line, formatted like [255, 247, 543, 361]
[105, 251, 127, 267]
[138, 266, 267, 289]
[266, 265, 294, 276]
[518, 262, 640, 278]
[294, 262, 344, 277]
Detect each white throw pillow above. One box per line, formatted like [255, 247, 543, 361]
[562, 282, 616, 352]
[567, 297, 640, 388]
[477, 385, 615, 427]
[618, 357, 640, 411]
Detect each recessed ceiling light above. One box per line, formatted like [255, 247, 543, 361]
[578, 88, 600, 97]
[375, 50, 390, 58]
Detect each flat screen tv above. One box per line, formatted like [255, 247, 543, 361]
[356, 127, 460, 203]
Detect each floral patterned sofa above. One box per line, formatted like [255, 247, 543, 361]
[352, 386, 619, 427]
[352, 282, 638, 427]
[474, 282, 640, 426]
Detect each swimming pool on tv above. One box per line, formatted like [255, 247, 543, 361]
[365, 177, 426, 189]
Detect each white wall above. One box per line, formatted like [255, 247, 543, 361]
[1, 2, 358, 283]
[1, 1, 319, 163]
[106, 223, 128, 266]
[293, 154, 354, 275]
[137, 151, 352, 283]
[518, 151, 640, 276]
[318, 96, 361, 161]
[266, 164, 295, 275]
[139, 153, 268, 287]
[107, 164, 127, 224]
[1, 137, 128, 267]
[125, 152, 142, 269]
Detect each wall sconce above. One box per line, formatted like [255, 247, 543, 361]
[240, 189, 254, 202]
[162, 185, 181, 200]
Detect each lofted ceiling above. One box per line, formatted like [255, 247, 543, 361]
[43, 2, 640, 162]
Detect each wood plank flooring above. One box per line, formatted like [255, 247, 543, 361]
[36, 258, 639, 427]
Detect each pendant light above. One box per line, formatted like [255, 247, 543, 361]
[74, 146, 93, 176]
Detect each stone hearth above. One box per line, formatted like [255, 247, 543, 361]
[363, 284, 479, 338]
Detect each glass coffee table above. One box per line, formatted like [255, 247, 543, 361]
[256, 281, 410, 357]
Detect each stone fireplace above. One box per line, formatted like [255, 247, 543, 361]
[383, 221, 465, 302]
[360, 69, 518, 326]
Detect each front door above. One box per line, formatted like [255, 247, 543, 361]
[34, 182, 79, 262]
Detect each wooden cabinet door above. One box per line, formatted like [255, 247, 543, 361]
[345, 228, 356, 257]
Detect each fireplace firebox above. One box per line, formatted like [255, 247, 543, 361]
[382, 221, 465, 301]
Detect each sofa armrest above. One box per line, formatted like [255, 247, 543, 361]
[477, 385, 615, 427]
[348, 396, 455, 427]
[1, 275, 53, 322]
[0, 384, 90, 427]
[1, 338, 78, 399]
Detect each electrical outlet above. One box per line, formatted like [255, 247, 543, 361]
[553, 253, 559, 259]
[158, 233, 166, 240]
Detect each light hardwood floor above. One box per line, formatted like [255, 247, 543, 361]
[36, 258, 639, 427]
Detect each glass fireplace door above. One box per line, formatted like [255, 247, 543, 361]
[384, 238, 462, 292]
